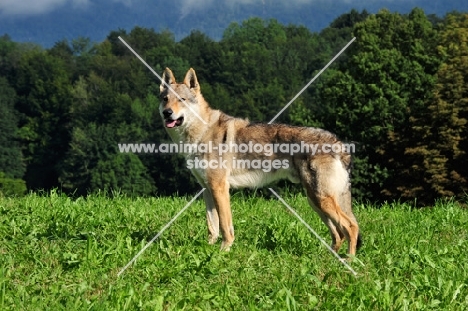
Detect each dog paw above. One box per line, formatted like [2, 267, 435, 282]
[220, 241, 232, 251]
[208, 235, 218, 245]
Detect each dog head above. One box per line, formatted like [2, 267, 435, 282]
[159, 68, 204, 131]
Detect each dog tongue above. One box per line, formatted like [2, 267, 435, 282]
[166, 120, 177, 128]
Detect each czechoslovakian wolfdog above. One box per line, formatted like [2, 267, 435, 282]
[159, 68, 362, 257]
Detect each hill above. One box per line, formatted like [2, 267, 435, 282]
[0, 0, 467, 46]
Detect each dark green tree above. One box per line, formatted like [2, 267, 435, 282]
[405, 13, 468, 201]
[14, 48, 73, 190]
[59, 123, 155, 196]
[0, 77, 25, 179]
[311, 9, 441, 201]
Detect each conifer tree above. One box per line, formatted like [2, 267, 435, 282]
[407, 14, 468, 200]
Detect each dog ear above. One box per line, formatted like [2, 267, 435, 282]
[160, 68, 176, 93]
[183, 68, 200, 92]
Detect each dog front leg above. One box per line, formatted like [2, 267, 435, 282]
[209, 179, 234, 251]
[203, 189, 219, 244]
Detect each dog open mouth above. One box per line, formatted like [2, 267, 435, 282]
[165, 116, 184, 128]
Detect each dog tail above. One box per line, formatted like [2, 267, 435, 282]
[357, 231, 363, 250]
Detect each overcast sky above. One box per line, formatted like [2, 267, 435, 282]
[0, 0, 403, 16]
[0, 0, 136, 16]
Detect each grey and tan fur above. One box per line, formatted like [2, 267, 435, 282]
[159, 67, 362, 257]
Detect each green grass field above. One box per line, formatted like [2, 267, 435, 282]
[1, 191, 467, 310]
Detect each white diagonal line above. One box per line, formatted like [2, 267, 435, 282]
[268, 188, 357, 276]
[268, 37, 356, 124]
[117, 188, 206, 277]
[118, 36, 207, 125]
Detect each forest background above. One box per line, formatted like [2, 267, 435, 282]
[1, 8, 467, 205]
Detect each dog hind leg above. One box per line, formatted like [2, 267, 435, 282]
[338, 183, 362, 250]
[302, 157, 360, 256]
[318, 195, 359, 256]
[307, 197, 346, 252]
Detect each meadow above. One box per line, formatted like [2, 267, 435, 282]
[1, 191, 467, 310]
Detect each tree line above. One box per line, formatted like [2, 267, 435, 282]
[0, 8, 467, 205]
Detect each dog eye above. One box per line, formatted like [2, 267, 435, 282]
[179, 98, 186, 102]
[163, 96, 168, 102]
